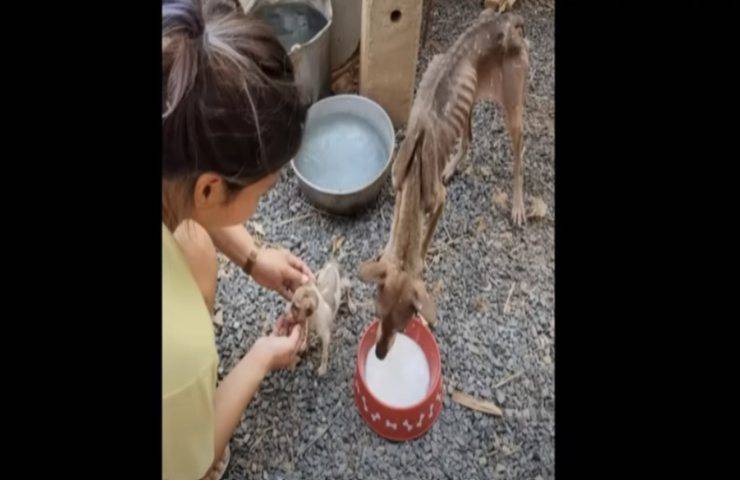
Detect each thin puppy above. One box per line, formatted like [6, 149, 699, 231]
[282, 259, 342, 376]
[393, 9, 530, 226]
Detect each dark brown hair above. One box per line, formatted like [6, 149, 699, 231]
[162, 0, 306, 193]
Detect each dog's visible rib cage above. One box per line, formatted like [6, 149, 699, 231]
[360, 10, 530, 360]
[393, 9, 530, 226]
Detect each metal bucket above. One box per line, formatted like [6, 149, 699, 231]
[244, 0, 333, 106]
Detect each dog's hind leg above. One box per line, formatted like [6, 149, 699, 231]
[502, 55, 528, 226]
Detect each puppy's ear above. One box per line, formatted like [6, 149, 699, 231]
[412, 281, 437, 326]
[298, 288, 319, 311]
[359, 260, 388, 284]
[308, 289, 320, 308]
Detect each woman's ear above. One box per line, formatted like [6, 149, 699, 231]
[193, 172, 227, 209]
[359, 260, 388, 284]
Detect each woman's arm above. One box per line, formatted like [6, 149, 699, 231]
[208, 224, 315, 299]
[212, 325, 302, 461]
[207, 224, 257, 267]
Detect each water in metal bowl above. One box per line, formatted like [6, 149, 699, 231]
[291, 94, 394, 215]
[295, 112, 388, 193]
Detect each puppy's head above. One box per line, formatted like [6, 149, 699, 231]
[359, 259, 437, 360]
[290, 285, 319, 326]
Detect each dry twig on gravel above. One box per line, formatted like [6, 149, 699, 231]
[503, 282, 516, 314]
[452, 390, 503, 416]
[495, 370, 524, 389]
[274, 212, 314, 227]
[295, 400, 343, 459]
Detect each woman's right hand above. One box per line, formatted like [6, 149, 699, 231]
[252, 325, 303, 373]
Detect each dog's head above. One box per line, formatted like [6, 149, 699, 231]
[479, 12, 526, 54]
[290, 285, 319, 326]
[359, 258, 436, 360]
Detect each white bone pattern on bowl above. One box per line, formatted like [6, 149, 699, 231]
[416, 413, 425, 428]
[355, 379, 443, 432]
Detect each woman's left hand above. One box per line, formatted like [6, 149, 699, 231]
[250, 247, 315, 299]
[252, 325, 304, 373]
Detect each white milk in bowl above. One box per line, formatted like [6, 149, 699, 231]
[364, 333, 431, 408]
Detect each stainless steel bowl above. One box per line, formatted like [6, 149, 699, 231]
[291, 94, 395, 215]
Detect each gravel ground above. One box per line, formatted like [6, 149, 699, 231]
[214, 1, 554, 478]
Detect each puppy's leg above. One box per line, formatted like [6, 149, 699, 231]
[442, 113, 472, 184]
[421, 185, 446, 259]
[502, 56, 528, 226]
[316, 325, 331, 376]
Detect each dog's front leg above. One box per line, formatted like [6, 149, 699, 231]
[421, 185, 446, 259]
[316, 326, 331, 376]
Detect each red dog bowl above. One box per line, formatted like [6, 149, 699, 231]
[353, 316, 443, 441]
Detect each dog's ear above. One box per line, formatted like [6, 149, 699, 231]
[413, 281, 437, 326]
[305, 289, 319, 315]
[359, 260, 388, 284]
[307, 288, 319, 307]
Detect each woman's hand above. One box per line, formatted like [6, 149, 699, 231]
[252, 325, 303, 374]
[250, 247, 315, 299]
[214, 323, 302, 462]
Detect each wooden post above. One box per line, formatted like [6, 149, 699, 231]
[360, 0, 424, 128]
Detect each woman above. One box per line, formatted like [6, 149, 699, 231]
[162, 1, 313, 478]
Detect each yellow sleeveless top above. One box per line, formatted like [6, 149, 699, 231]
[162, 224, 218, 480]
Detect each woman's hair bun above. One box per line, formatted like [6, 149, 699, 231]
[162, 0, 205, 39]
[163, 0, 307, 190]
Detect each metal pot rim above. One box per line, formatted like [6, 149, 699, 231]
[290, 94, 395, 197]
[251, 0, 334, 53]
